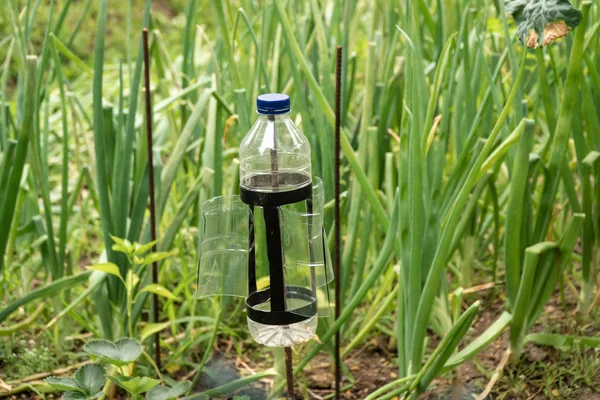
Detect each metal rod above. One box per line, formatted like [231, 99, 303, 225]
[269, 114, 280, 190]
[334, 45, 343, 400]
[268, 114, 294, 398]
[285, 347, 295, 399]
[142, 28, 161, 371]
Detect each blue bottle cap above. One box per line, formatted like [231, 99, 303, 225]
[257, 93, 290, 115]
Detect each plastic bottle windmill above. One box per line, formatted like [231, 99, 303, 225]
[197, 94, 333, 347]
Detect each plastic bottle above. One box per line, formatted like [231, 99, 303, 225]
[240, 94, 317, 347]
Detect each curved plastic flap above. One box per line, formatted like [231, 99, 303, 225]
[278, 177, 333, 318]
[196, 195, 249, 298]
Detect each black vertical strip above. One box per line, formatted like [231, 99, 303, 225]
[142, 28, 161, 371]
[285, 347, 294, 398]
[263, 206, 286, 312]
[285, 347, 295, 399]
[334, 45, 343, 400]
[248, 206, 257, 294]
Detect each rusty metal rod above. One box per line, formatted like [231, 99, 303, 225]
[334, 45, 343, 400]
[142, 28, 161, 371]
[285, 346, 294, 398]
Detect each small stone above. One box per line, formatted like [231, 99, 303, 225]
[528, 346, 549, 362]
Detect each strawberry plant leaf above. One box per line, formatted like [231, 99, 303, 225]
[83, 338, 143, 366]
[62, 392, 88, 400]
[145, 381, 191, 400]
[45, 377, 83, 393]
[146, 386, 172, 400]
[73, 364, 106, 396]
[109, 376, 160, 397]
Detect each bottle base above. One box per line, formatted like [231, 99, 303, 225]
[247, 316, 317, 347]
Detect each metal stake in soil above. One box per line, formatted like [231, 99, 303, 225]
[142, 28, 161, 371]
[268, 113, 294, 399]
[334, 45, 343, 400]
[285, 347, 294, 399]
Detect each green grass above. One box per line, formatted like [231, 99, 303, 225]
[0, 330, 86, 382]
[491, 344, 600, 399]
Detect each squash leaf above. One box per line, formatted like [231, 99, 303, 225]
[505, 0, 583, 48]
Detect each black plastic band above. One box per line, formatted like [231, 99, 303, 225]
[263, 207, 286, 312]
[246, 286, 317, 325]
[248, 206, 257, 294]
[240, 184, 312, 207]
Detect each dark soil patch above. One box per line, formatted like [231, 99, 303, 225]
[193, 353, 270, 400]
[303, 346, 398, 399]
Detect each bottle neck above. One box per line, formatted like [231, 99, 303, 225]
[257, 112, 290, 121]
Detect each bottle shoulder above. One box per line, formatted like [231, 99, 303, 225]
[239, 114, 312, 192]
[240, 115, 310, 155]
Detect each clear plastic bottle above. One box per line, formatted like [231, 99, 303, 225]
[239, 94, 311, 193]
[241, 93, 317, 346]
